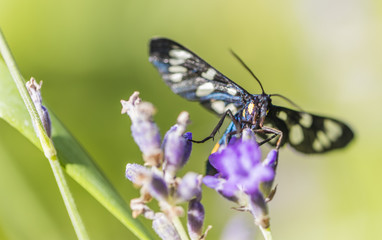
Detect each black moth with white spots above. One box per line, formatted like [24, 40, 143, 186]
[149, 38, 354, 153]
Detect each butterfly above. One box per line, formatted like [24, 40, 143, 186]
[149, 37, 354, 154]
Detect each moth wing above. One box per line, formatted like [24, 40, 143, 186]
[149, 38, 247, 115]
[262, 106, 354, 153]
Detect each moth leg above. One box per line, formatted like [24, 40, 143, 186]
[256, 126, 283, 150]
[191, 110, 239, 143]
[258, 133, 278, 146]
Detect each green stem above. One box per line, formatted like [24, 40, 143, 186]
[172, 216, 189, 240]
[0, 29, 89, 240]
[49, 155, 90, 240]
[259, 226, 272, 240]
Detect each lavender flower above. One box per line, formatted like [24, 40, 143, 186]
[203, 131, 276, 229]
[26, 78, 51, 137]
[162, 112, 192, 180]
[152, 213, 181, 240]
[122, 92, 208, 240]
[205, 138, 274, 198]
[261, 149, 279, 200]
[125, 163, 149, 183]
[121, 92, 162, 167]
[187, 199, 205, 240]
[176, 172, 202, 202]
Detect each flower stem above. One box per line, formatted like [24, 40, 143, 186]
[259, 226, 272, 240]
[172, 216, 190, 240]
[49, 155, 90, 240]
[0, 28, 89, 240]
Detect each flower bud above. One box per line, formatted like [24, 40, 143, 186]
[260, 149, 278, 198]
[162, 112, 192, 179]
[152, 213, 181, 240]
[26, 78, 52, 137]
[121, 92, 162, 166]
[148, 174, 169, 202]
[176, 172, 202, 202]
[125, 163, 149, 184]
[187, 199, 205, 240]
[249, 190, 270, 229]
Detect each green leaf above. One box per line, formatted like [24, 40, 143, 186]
[0, 58, 154, 240]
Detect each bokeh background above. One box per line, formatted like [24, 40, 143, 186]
[1, 0, 381, 239]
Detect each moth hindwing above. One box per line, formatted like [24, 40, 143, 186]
[149, 37, 354, 154]
[263, 106, 354, 153]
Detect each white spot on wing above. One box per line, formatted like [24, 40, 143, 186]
[211, 101, 225, 114]
[277, 111, 288, 121]
[317, 130, 331, 148]
[227, 88, 237, 96]
[289, 125, 304, 145]
[324, 120, 342, 141]
[169, 58, 185, 65]
[224, 103, 237, 114]
[313, 140, 323, 152]
[168, 66, 187, 73]
[196, 82, 215, 97]
[169, 49, 193, 59]
[201, 68, 217, 80]
[299, 113, 313, 128]
[168, 73, 183, 82]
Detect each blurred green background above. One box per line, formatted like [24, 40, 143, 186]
[1, 0, 381, 239]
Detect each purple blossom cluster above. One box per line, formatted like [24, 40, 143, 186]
[121, 92, 209, 240]
[203, 128, 278, 229]
[122, 92, 279, 239]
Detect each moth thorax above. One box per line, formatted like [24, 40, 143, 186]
[242, 100, 260, 128]
[252, 95, 271, 128]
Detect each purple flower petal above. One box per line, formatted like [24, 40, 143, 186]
[260, 150, 278, 197]
[249, 190, 270, 229]
[263, 149, 278, 171]
[243, 165, 274, 195]
[177, 172, 202, 202]
[125, 163, 148, 183]
[148, 174, 169, 201]
[41, 105, 52, 137]
[220, 181, 239, 198]
[242, 127, 256, 141]
[125, 163, 168, 201]
[131, 120, 161, 156]
[163, 128, 192, 169]
[152, 213, 181, 240]
[26, 78, 52, 138]
[162, 112, 192, 177]
[202, 176, 222, 189]
[121, 92, 162, 164]
[205, 136, 277, 203]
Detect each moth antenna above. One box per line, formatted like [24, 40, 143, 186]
[270, 94, 305, 112]
[230, 49, 265, 94]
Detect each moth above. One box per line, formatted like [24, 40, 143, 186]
[149, 38, 354, 154]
